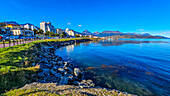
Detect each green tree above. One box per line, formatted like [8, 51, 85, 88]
[38, 29, 44, 35]
[0, 28, 2, 34]
[54, 33, 59, 37]
[75, 34, 80, 38]
[62, 32, 67, 37]
[60, 34, 64, 38]
[86, 35, 89, 38]
[33, 29, 38, 36]
[45, 31, 50, 36]
[50, 31, 55, 37]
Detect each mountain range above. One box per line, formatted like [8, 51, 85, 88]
[81, 30, 168, 38]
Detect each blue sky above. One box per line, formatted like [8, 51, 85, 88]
[0, 0, 170, 37]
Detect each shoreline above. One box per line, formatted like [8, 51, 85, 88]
[2, 39, 135, 95]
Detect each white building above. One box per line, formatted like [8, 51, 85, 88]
[11, 29, 34, 36]
[40, 21, 56, 33]
[21, 23, 39, 31]
[65, 28, 75, 36]
[24, 30, 34, 36]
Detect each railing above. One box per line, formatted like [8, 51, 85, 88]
[0, 38, 43, 48]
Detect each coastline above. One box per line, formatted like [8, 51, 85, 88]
[2, 39, 135, 96]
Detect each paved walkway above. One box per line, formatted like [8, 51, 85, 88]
[0, 40, 36, 48]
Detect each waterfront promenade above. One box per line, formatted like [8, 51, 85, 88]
[0, 39, 42, 48]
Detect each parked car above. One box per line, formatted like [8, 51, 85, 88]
[5, 36, 10, 41]
[0, 35, 3, 41]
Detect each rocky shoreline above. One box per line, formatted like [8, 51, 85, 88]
[18, 39, 135, 96]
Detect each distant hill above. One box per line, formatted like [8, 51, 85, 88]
[97, 31, 125, 37]
[92, 31, 100, 35]
[141, 33, 151, 36]
[118, 35, 168, 39]
[101, 31, 122, 34]
[82, 30, 92, 35]
[94, 30, 168, 39]
[3, 21, 20, 25]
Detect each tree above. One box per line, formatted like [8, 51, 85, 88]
[38, 29, 44, 35]
[45, 31, 50, 36]
[60, 32, 67, 38]
[75, 34, 80, 38]
[86, 35, 89, 38]
[50, 31, 55, 37]
[60, 34, 64, 38]
[33, 29, 38, 36]
[54, 33, 59, 37]
[0, 28, 2, 34]
[62, 32, 67, 37]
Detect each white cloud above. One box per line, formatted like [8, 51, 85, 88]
[78, 25, 82, 27]
[141, 32, 149, 34]
[137, 29, 144, 31]
[67, 23, 71, 25]
[162, 31, 170, 34]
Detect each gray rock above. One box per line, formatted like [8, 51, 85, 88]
[74, 68, 80, 76]
[57, 57, 62, 61]
[87, 79, 93, 84]
[73, 81, 80, 85]
[58, 68, 65, 73]
[64, 62, 69, 67]
[53, 66, 58, 70]
[58, 61, 63, 64]
[50, 69, 62, 78]
[64, 67, 73, 73]
[45, 64, 52, 67]
[37, 72, 45, 77]
[64, 73, 72, 77]
[79, 79, 95, 88]
[59, 77, 68, 85]
[43, 69, 50, 73]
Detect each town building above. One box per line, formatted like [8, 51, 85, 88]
[0, 22, 14, 35]
[65, 28, 84, 37]
[11, 29, 34, 36]
[4, 21, 21, 29]
[11, 29, 24, 35]
[21, 23, 39, 30]
[40, 21, 56, 33]
[56, 28, 64, 34]
[68, 30, 75, 36]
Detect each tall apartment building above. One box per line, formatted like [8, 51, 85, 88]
[40, 21, 56, 33]
[65, 28, 75, 36]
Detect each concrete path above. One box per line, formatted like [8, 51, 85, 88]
[0, 40, 36, 48]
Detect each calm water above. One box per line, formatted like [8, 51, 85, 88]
[55, 39, 170, 96]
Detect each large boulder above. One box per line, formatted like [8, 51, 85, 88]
[50, 69, 62, 78]
[73, 81, 80, 85]
[59, 77, 68, 85]
[74, 68, 80, 76]
[64, 67, 73, 73]
[58, 68, 65, 74]
[79, 79, 95, 88]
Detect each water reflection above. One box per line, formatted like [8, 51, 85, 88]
[66, 45, 74, 53]
[99, 39, 169, 46]
[55, 39, 170, 96]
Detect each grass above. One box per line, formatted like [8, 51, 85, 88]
[3, 88, 60, 96]
[0, 38, 97, 94]
[3, 84, 123, 96]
